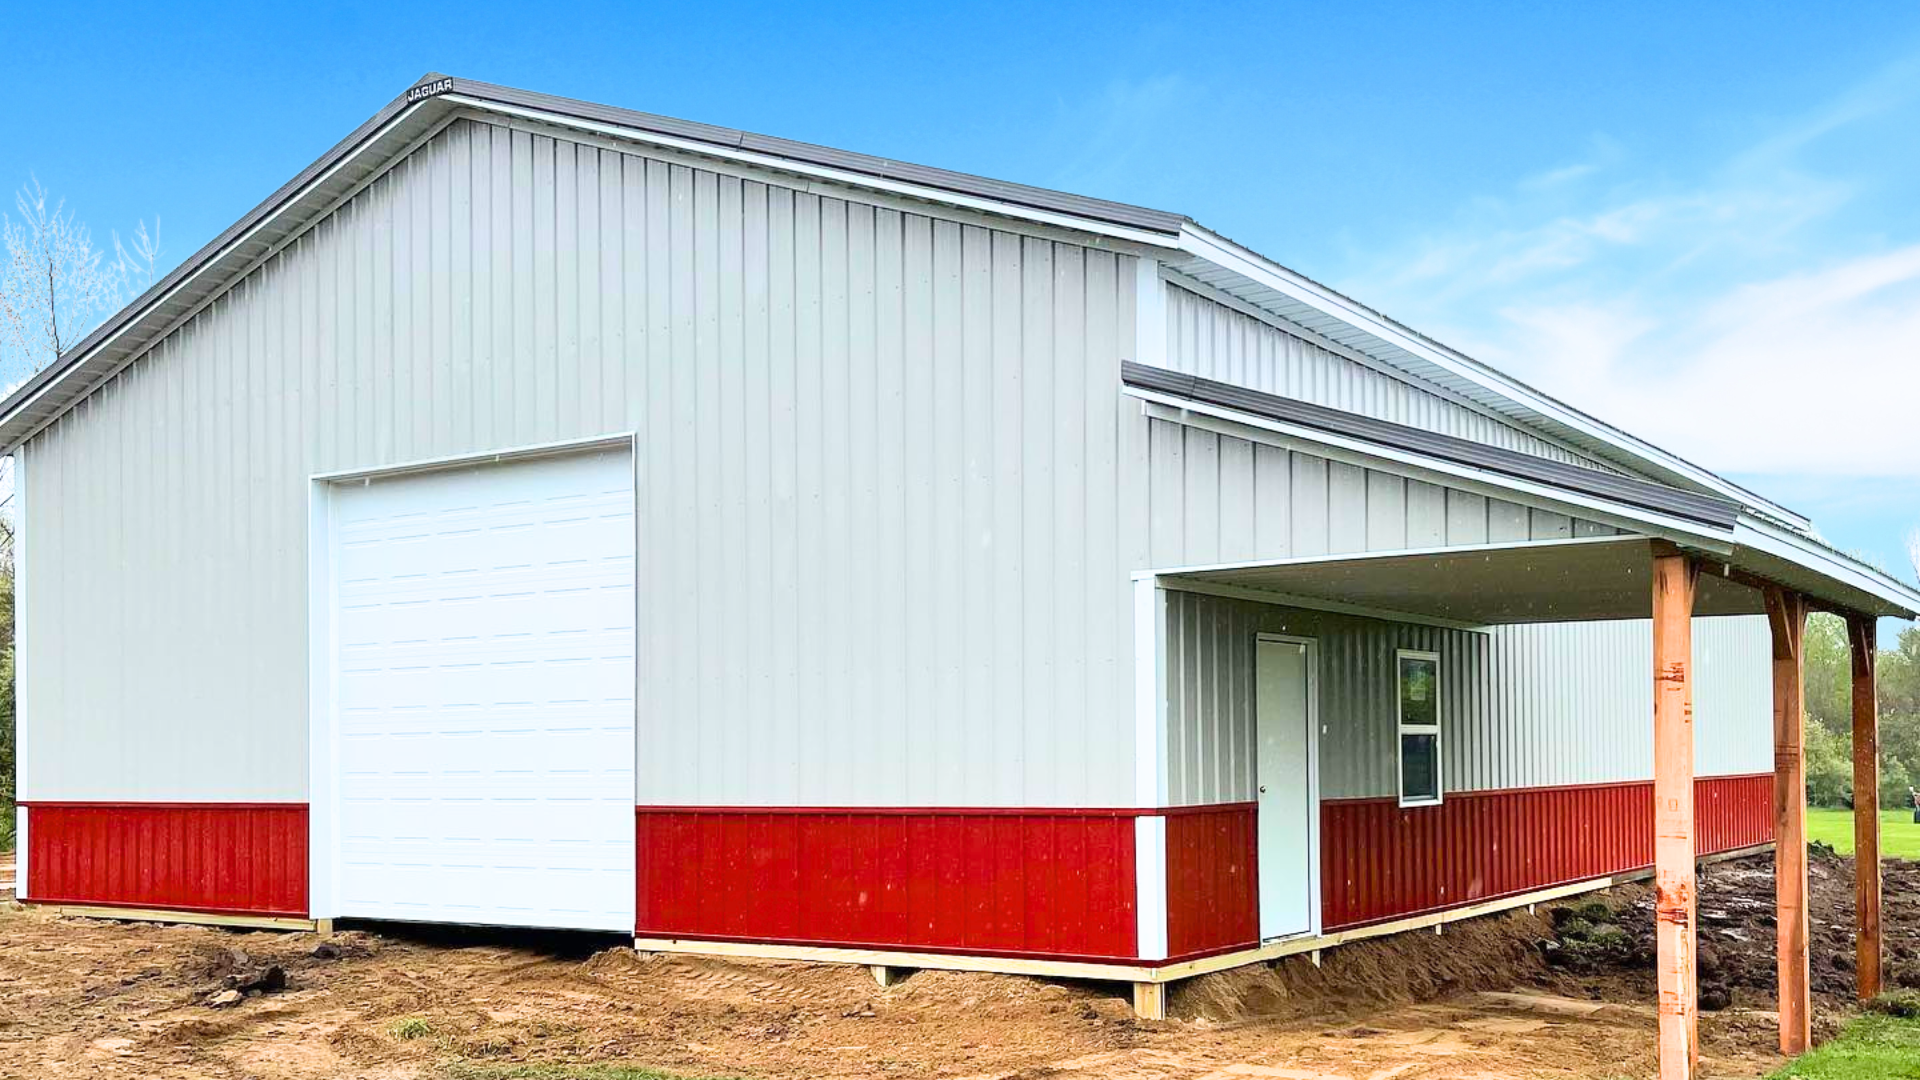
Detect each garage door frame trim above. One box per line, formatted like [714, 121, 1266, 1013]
[305, 431, 639, 921]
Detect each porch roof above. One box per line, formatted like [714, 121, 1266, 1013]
[1149, 534, 1904, 627]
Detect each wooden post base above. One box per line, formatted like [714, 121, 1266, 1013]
[1132, 981, 1167, 1020]
[869, 964, 907, 988]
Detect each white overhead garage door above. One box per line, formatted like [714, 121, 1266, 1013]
[326, 447, 635, 932]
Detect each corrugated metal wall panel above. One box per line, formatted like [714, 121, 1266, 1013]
[23, 803, 309, 917]
[1142, 417, 1620, 570]
[1163, 804, 1259, 958]
[21, 118, 1139, 808]
[1163, 590, 1774, 805]
[1318, 774, 1771, 930]
[1164, 285, 1618, 473]
[633, 807, 1137, 959]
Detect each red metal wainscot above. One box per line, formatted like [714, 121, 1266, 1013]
[21, 802, 310, 918]
[1164, 803, 1259, 959]
[635, 806, 1140, 961]
[1319, 774, 1772, 931]
[1153, 774, 1770, 957]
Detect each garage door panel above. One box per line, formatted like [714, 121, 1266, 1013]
[338, 596, 631, 655]
[328, 449, 636, 933]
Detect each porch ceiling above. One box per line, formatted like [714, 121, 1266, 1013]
[1157, 536, 1765, 625]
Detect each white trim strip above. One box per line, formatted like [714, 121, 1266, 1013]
[1133, 578, 1169, 807]
[305, 478, 335, 920]
[310, 432, 637, 482]
[12, 448, 26, 899]
[1134, 816, 1168, 962]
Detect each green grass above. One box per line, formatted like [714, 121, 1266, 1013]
[1806, 808, 1920, 860]
[388, 1016, 434, 1041]
[1768, 1013, 1920, 1078]
[441, 1065, 743, 1080]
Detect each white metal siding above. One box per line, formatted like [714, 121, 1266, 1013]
[20, 117, 1140, 808]
[19, 113, 1727, 815]
[1142, 416, 1619, 569]
[1163, 589, 1773, 805]
[1164, 285, 1620, 473]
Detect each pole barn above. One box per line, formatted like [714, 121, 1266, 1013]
[6, 75, 1913, 1078]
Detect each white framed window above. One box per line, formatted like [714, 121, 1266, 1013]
[1396, 649, 1442, 807]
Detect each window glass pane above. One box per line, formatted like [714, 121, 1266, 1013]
[1399, 655, 1438, 728]
[1401, 733, 1439, 802]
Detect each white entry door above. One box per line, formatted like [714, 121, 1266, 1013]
[327, 447, 636, 932]
[1256, 635, 1317, 940]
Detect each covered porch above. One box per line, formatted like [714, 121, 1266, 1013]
[1138, 531, 1917, 1078]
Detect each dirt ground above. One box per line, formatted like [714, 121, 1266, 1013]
[0, 852, 1911, 1080]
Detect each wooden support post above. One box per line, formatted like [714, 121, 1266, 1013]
[1766, 587, 1812, 1056]
[1651, 543, 1699, 1080]
[869, 964, 904, 989]
[1131, 981, 1167, 1021]
[1848, 614, 1883, 1002]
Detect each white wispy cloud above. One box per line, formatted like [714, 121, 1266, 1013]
[1336, 52, 1920, 477]
[1042, 74, 1199, 196]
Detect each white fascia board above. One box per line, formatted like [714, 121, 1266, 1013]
[1733, 514, 1920, 617]
[1177, 224, 1812, 532]
[1130, 389, 1736, 553]
[448, 95, 1185, 251]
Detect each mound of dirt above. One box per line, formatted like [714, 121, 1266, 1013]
[1534, 850, 1920, 1013]
[1175, 902, 1556, 1023]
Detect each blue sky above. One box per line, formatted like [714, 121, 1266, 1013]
[9, 1, 1920, 582]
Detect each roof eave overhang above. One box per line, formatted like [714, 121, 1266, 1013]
[1167, 222, 1816, 534]
[1728, 514, 1920, 620]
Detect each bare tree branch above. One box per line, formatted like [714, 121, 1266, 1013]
[0, 176, 158, 386]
